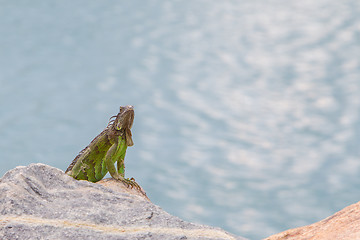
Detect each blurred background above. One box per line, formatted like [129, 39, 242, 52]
[1, 1, 360, 239]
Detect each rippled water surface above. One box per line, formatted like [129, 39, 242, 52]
[1, 1, 360, 239]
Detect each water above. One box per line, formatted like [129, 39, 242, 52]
[1, 1, 360, 239]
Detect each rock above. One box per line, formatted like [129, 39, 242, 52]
[0, 163, 244, 240]
[265, 201, 360, 240]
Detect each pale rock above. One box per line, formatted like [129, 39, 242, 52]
[0, 163, 244, 240]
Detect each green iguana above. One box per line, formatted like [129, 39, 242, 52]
[65, 105, 141, 190]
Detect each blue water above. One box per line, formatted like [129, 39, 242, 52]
[1, 1, 360, 239]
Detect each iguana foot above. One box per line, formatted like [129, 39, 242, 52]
[122, 177, 148, 198]
[113, 176, 147, 198]
[121, 177, 141, 190]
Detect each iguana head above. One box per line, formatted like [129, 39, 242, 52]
[110, 105, 134, 146]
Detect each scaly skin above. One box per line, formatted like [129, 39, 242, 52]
[65, 105, 140, 190]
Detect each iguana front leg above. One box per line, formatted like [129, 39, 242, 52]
[105, 142, 141, 190]
[117, 152, 125, 178]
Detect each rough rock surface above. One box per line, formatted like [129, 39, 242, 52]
[265, 201, 360, 240]
[0, 163, 244, 240]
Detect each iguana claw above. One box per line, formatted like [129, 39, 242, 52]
[121, 177, 141, 190]
[121, 177, 147, 197]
